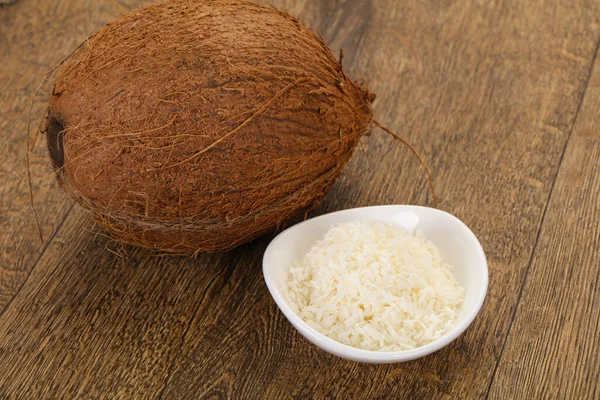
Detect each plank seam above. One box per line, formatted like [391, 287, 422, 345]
[484, 34, 600, 399]
[0, 203, 75, 318]
[155, 264, 231, 400]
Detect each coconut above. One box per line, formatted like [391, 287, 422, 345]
[45, 0, 375, 254]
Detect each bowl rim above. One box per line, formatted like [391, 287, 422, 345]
[262, 204, 489, 363]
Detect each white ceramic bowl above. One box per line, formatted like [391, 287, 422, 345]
[262, 205, 488, 363]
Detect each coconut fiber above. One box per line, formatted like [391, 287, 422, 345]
[45, 0, 374, 254]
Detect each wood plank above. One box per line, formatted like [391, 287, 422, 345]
[0, 209, 267, 398]
[488, 45, 600, 399]
[0, 0, 154, 311]
[0, 0, 598, 398]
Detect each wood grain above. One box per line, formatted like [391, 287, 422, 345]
[0, 0, 598, 398]
[488, 44, 600, 400]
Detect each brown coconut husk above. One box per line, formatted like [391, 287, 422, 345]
[45, 0, 377, 254]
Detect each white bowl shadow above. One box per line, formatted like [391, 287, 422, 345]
[262, 205, 488, 363]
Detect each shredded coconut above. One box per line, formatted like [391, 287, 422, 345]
[285, 221, 465, 351]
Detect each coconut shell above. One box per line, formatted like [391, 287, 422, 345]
[45, 0, 374, 254]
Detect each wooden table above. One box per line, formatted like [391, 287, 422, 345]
[1, 0, 599, 398]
